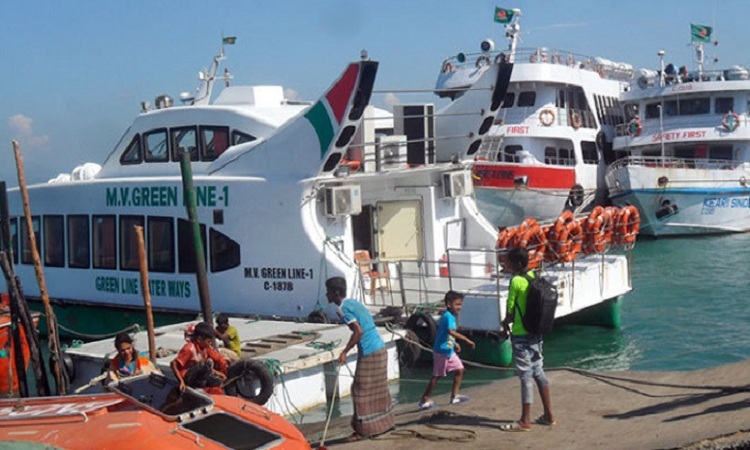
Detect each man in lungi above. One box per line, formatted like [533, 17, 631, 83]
[326, 276, 394, 441]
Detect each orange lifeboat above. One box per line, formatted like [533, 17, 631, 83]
[0, 373, 311, 449]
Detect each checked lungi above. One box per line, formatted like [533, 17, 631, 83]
[350, 347, 394, 437]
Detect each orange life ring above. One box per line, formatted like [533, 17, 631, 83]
[539, 109, 555, 126]
[516, 222, 547, 269]
[582, 206, 608, 254]
[570, 112, 583, 129]
[722, 112, 740, 132]
[616, 206, 641, 246]
[628, 118, 642, 137]
[548, 211, 578, 262]
[495, 227, 517, 250]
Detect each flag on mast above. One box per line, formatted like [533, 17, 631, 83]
[222, 36, 237, 45]
[494, 7, 514, 24]
[690, 24, 712, 43]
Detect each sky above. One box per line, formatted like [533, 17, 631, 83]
[0, 0, 742, 186]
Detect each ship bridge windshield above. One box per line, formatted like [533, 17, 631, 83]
[120, 126, 256, 165]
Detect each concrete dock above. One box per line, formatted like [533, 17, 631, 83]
[300, 359, 750, 449]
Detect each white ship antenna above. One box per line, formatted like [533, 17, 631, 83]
[504, 9, 522, 63]
[694, 41, 704, 79]
[192, 36, 236, 105]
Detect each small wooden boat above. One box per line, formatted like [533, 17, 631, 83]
[0, 373, 310, 449]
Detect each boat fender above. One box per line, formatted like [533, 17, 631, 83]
[567, 184, 585, 208]
[539, 109, 555, 126]
[404, 312, 436, 348]
[224, 359, 275, 405]
[49, 353, 76, 383]
[307, 310, 330, 324]
[722, 112, 740, 132]
[475, 55, 490, 68]
[570, 112, 583, 129]
[398, 329, 422, 368]
[627, 118, 642, 137]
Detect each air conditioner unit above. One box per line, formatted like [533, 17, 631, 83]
[376, 135, 408, 169]
[443, 171, 474, 198]
[325, 185, 362, 216]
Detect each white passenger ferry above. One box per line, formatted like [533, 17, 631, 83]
[4, 43, 633, 365]
[434, 9, 632, 228]
[606, 33, 750, 236]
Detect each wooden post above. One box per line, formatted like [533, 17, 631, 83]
[134, 226, 156, 362]
[12, 140, 67, 395]
[178, 150, 212, 325]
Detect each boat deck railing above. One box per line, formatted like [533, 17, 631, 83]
[606, 155, 745, 174]
[439, 47, 634, 82]
[614, 114, 749, 138]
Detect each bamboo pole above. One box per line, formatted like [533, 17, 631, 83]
[134, 225, 156, 362]
[12, 140, 67, 395]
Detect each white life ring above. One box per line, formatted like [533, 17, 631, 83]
[722, 112, 740, 132]
[539, 109, 555, 126]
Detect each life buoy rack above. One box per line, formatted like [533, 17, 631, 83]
[615, 205, 641, 247]
[628, 118, 642, 137]
[570, 112, 583, 129]
[476, 55, 490, 68]
[224, 359, 275, 405]
[442, 61, 454, 73]
[722, 112, 740, 132]
[539, 109, 555, 126]
[405, 312, 437, 348]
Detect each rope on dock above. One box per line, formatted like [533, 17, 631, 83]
[387, 323, 750, 396]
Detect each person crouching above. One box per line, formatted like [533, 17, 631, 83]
[171, 322, 228, 394]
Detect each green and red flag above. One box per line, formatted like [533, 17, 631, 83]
[690, 24, 712, 43]
[494, 7, 514, 24]
[222, 36, 237, 45]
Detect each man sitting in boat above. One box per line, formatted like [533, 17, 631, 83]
[170, 322, 228, 394]
[106, 332, 160, 383]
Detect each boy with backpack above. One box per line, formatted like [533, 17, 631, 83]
[500, 247, 555, 431]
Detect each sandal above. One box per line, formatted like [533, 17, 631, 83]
[449, 395, 470, 405]
[500, 421, 531, 432]
[534, 415, 557, 426]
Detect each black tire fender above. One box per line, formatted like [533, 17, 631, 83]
[568, 184, 585, 208]
[50, 353, 76, 383]
[224, 359, 275, 405]
[307, 310, 329, 324]
[404, 312, 437, 347]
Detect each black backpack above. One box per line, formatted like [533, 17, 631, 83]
[516, 272, 558, 335]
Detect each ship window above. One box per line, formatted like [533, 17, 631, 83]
[144, 129, 169, 162]
[556, 90, 565, 108]
[43, 215, 64, 268]
[581, 141, 598, 164]
[501, 92, 515, 108]
[210, 228, 240, 273]
[559, 148, 574, 165]
[517, 91, 536, 107]
[119, 215, 145, 271]
[710, 145, 733, 160]
[148, 217, 174, 273]
[500, 145, 522, 162]
[171, 126, 199, 162]
[715, 97, 734, 114]
[645, 102, 661, 119]
[93, 215, 116, 269]
[9, 218, 18, 265]
[68, 215, 90, 269]
[232, 130, 256, 146]
[120, 136, 142, 165]
[679, 97, 709, 115]
[544, 147, 558, 165]
[177, 218, 207, 274]
[201, 126, 230, 161]
[20, 216, 40, 265]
